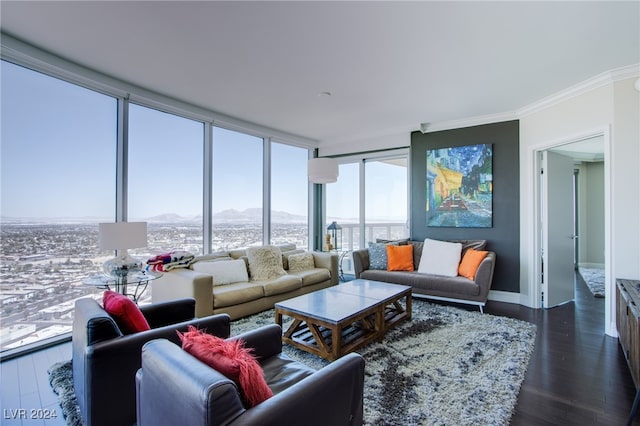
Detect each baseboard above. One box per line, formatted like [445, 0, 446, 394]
[488, 290, 521, 304]
[578, 262, 605, 269]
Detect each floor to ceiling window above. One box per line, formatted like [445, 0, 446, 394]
[325, 153, 409, 274]
[325, 163, 360, 273]
[0, 42, 314, 354]
[212, 127, 264, 250]
[128, 104, 204, 259]
[364, 157, 409, 244]
[0, 60, 117, 351]
[270, 142, 309, 248]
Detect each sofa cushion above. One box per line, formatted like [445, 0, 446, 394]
[376, 237, 410, 245]
[460, 240, 488, 254]
[359, 270, 480, 298]
[247, 246, 286, 280]
[262, 353, 316, 396]
[368, 242, 388, 270]
[282, 249, 305, 270]
[102, 290, 150, 334]
[386, 244, 414, 271]
[192, 251, 231, 264]
[410, 241, 424, 269]
[288, 253, 315, 272]
[193, 258, 249, 286]
[178, 325, 273, 407]
[259, 275, 302, 297]
[212, 282, 265, 308]
[417, 238, 462, 277]
[288, 268, 331, 287]
[458, 249, 488, 280]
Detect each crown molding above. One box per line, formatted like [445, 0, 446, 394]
[518, 63, 640, 117]
[421, 111, 519, 134]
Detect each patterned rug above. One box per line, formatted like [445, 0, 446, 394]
[578, 267, 606, 298]
[49, 299, 536, 426]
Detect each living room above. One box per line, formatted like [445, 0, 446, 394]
[1, 1, 639, 425]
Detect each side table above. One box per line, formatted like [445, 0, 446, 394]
[84, 270, 161, 303]
[323, 249, 348, 281]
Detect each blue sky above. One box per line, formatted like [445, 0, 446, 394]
[1, 60, 308, 220]
[1, 60, 406, 222]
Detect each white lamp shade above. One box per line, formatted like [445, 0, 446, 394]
[99, 222, 147, 250]
[308, 157, 338, 183]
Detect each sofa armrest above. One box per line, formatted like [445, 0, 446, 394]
[352, 249, 369, 279]
[474, 251, 496, 301]
[233, 352, 365, 426]
[83, 314, 230, 426]
[151, 269, 214, 318]
[140, 297, 196, 328]
[137, 339, 245, 426]
[311, 251, 339, 286]
[228, 324, 283, 363]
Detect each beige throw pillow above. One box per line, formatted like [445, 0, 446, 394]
[417, 238, 462, 277]
[288, 253, 315, 272]
[192, 258, 248, 286]
[246, 246, 286, 281]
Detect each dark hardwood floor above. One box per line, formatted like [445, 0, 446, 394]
[486, 273, 639, 425]
[1, 272, 637, 425]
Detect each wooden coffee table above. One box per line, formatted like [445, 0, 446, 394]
[274, 279, 411, 361]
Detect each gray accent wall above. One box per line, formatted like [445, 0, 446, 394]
[410, 120, 520, 293]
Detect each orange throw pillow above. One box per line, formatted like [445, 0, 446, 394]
[458, 249, 488, 280]
[387, 244, 414, 271]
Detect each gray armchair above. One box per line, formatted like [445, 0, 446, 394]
[136, 324, 366, 426]
[72, 297, 231, 426]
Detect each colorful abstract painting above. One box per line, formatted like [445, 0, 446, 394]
[426, 144, 493, 227]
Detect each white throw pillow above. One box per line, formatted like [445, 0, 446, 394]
[288, 252, 315, 272]
[417, 238, 462, 277]
[192, 258, 248, 286]
[246, 246, 286, 281]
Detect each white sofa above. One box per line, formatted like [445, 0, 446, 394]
[151, 244, 339, 319]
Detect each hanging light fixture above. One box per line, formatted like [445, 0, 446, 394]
[308, 157, 338, 184]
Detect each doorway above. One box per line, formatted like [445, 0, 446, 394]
[535, 133, 609, 317]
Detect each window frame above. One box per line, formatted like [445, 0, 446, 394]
[0, 35, 318, 357]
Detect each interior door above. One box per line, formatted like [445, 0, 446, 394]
[542, 150, 575, 307]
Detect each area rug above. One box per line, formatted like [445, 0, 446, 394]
[48, 360, 82, 426]
[579, 266, 605, 298]
[49, 300, 536, 426]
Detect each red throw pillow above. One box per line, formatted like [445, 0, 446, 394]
[102, 290, 150, 334]
[178, 325, 273, 407]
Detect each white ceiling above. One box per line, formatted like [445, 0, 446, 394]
[549, 136, 605, 162]
[1, 1, 638, 150]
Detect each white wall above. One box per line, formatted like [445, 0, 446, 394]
[519, 77, 640, 336]
[611, 78, 640, 283]
[581, 161, 605, 266]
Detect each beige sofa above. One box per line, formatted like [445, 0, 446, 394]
[151, 244, 339, 319]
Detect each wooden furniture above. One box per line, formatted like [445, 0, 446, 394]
[616, 278, 640, 425]
[275, 279, 411, 361]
